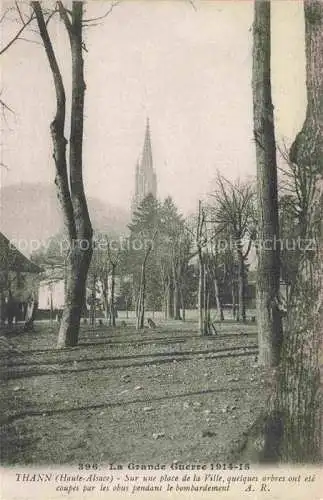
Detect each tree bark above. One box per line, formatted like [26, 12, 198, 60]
[167, 279, 174, 319]
[180, 284, 186, 321]
[125, 298, 129, 319]
[164, 286, 168, 319]
[197, 200, 208, 335]
[32, 3, 76, 241]
[231, 282, 237, 320]
[173, 262, 181, 320]
[49, 287, 54, 326]
[136, 263, 146, 329]
[203, 263, 209, 335]
[265, 0, 323, 462]
[57, 247, 92, 346]
[198, 255, 204, 334]
[110, 263, 116, 327]
[33, 2, 93, 348]
[59, 3, 93, 347]
[23, 296, 38, 332]
[90, 272, 96, 327]
[174, 286, 181, 319]
[252, 0, 282, 366]
[136, 243, 153, 330]
[102, 265, 109, 324]
[242, 0, 323, 464]
[214, 277, 224, 321]
[236, 242, 246, 323]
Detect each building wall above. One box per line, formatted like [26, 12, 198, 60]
[38, 279, 65, 310]
[1, 271, 40, 302]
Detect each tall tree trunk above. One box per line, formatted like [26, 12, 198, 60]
[231, 281, 237, 320]
[252, 0, 282, 366]
[57, 247, 92, 346]
[125, 298, 129, 319]
[197, 200, 207, 335]
[50, 287, 54, 326]
[214, 276, 224, 321]
[264, 0, 323, 462]
[202, 264, 211, 335]
[241, 0, 323, 464]
[103, 295, 109, 323]
[33, 2, 93, 348]
[102, 273, 109, 324]
[167, 279, 174, 319]
[136, 288, 141, 328]
[174, 285, 181, 320]
[58, 4, 93, 348]
[164, 286, 168, 320]
[198, 255, 204, 334]
[180, 284, 186, 321]
[236, 244, 246, 323]
[136, 244, 153, 330]
[139, 271, 146, 329]
[110, 263, 116, 327]
[135, 283, 140, 319]
[137, 263, 146, 330]
[0, 292, 4, 326]
[173, 263, 181, 320]
[90, 273, 96, 327]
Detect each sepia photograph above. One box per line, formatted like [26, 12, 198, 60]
[0, 0, 322, 498]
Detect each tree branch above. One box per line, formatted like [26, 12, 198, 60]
[0, 98, 15, 115]
[187, 0, 197, 12]
[243, 237, 253, 260]
[32, 1, 76, 240]
[57, 1, 72, 33]
[82, 0, 120, 24]
[16, 36, 42, 46]
[15, 1, 25, 24]
[0, 10, 35, 56]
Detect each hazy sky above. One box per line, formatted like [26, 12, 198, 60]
[1, 0, 306, 215]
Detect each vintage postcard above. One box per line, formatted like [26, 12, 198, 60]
[0, 0, 322, 499]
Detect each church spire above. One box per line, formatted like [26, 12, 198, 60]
[132, 118, 157, 213]
[141, 117, 153, 174]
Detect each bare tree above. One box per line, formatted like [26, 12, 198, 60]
[136, 233, 156, 330]
[210, 174, 255, 323]
[242, 0, 322, 463]
[174, 231, 192, 321]
[88, 243, 100, 327]
[252, 0, 282, 366]
[268, 0, 322, 462]
[99, 254, 110, 324]
[32, 2, 93, 347]
[279, 144, 317, 240]
[0, 5, 36, 169]
[208, 229, 225, 321]
[0, 3, 37, 56]
[89, 236, 110, 325]
[2, 2, 118, 345]
[107, 242, 120, 327]
[157, 197, 191, 321]
[278, 142, 318, 296]
[196, 201, 213, 335]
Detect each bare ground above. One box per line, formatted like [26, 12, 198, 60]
[0, 319, 268, 465]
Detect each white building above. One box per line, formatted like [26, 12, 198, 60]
[38, 279, 65, 310]
[38, 274, 125, 311]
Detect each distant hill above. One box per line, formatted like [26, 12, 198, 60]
[0, 183, 130, 254]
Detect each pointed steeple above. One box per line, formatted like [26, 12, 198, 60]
[140, 117, 153, 173]
[132, 118, 157, 213]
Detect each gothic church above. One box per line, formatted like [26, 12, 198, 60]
[131, 118, 157, 213]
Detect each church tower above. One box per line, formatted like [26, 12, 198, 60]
[132, 118, 157, 213]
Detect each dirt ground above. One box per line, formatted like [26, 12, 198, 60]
[0, 318, 268, 465]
